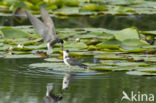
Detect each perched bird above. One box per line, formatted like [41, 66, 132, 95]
[63, 50, 88, 70]
[41, 83, 62, 103]
[25, 7, 64, 54]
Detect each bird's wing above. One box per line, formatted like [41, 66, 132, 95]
[25, 11, 52, 42]
[67, 57, 87, 68]
[40, 7, 57, 41]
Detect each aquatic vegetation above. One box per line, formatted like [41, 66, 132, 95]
[0, 0, 155, 75]
[0, 25, 155, 75]
[1, 0, 156, 16]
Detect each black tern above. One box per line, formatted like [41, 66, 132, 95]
[25, 7, 64, 54]
[63, 50, 88, 70]
[41, 83, 62, 103]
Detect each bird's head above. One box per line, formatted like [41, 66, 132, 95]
[63, 50, 69, 57]
[57, 38, 64, 50]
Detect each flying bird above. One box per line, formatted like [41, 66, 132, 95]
[63, 50, 88, 70]
[25, 7, 64, 54]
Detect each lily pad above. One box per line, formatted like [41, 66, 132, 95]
[121, 39, 149, 48]
[114, 28, 140, 42]
[96, 43, 121, 50]
[64, 41, 87, 49]
[91, 65, 136, 71]
[83, 4, 107, 11]
[4, 54, 41, 59]
[44, 58, 63, 62]
[126, 71, 156, 76]
[1, 27, 30, 38]
[29, 62, 94, 72]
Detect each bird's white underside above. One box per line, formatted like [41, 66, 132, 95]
[47, 43, 53, 54]
[63, 51, 70, 66]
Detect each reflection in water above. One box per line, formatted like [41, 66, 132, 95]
[62, 72, 73, 90]
[1, 58, 156, 103]
[1, 14, 156, 30]
[41, 83, 62, 103]
[41, 72, 73, 103]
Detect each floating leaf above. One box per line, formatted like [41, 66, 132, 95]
[126, 71, 156, 76]
[29, 62, 93, 72]
[64, 41, 87, 49]
[1, 27, 30, 38]
[44, 58, 63, 62]
[121, 39, 149, 47]
[96, 43, 121, 50]
[4, 54, 40, 59]
[114, 28, 140, 42]
[91, 65, 135, 71]
[83, 4, 107, 11]
[88, 45, 97, 51]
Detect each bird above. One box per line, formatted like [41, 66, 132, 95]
[63, 50, 88, 70]
[41, 83, 62, 103]
[25, 7, 64, 55]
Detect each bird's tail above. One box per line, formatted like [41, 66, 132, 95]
[79, 64, 89, 69]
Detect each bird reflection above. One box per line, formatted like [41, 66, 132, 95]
[41, 73, 74, 103]
[62, 72, 73, 90]
[41, 83, 63, 103]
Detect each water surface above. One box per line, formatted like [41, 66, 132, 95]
[0, 58, 156, 103]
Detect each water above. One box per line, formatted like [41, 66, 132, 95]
[0, 58, 156, 103]
[0, 12, 156, 103]
[1, 14, 156, 30]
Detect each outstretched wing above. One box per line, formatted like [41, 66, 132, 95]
[25, 11, 53, 42]
[40, 7, 57, 41]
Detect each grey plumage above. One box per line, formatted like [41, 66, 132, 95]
[63, 50, 88, 69]
[25, 7, 57, 43]
[66, 57, 87, 68]
[25, 7, 64, 54]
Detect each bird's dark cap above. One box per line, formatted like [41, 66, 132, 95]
[66, 50, 69, 53]
[60, 39, 64, 44]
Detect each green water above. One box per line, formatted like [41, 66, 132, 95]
[0, 58, 156, 103]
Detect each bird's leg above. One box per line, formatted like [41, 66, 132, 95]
[47, 43, 53, 55]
